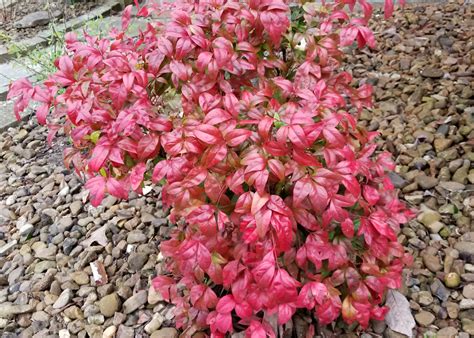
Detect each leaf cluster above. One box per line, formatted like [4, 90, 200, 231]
[8, 0, 411, 336]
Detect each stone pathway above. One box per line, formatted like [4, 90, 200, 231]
[0, 101, 18, 130]
[0, 60, 39, 101]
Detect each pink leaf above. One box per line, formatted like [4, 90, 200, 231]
[130, 163, 147, 191]
[251, 252, 275, 288]
[363, 185, 380, 206]
[107, 177, 129, 199]
[384, 0, 394, 18]
[89, 145, 110, 172]
[36, 104, 50, 125]
[137, 134, 159, 160]
[226, 129, 251, 147]
[122, 5, 133, 30]
[197, 51, 213, 72]
[204, 108, 232, 125]
[297, 282, 328, 309]
[341, 218, 355, 238]
[216, 295, 235, 314]
[194, 124, 222, 144]
[85, 176, 106, 206]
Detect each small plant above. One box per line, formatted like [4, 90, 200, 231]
[8, 0, 412, 336]
[0, 13, 111, 84]
[1, 27, 65, 82]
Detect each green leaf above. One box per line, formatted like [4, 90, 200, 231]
[125, 154, 135, 168]
[354, 218, 361, 233]
[211, 252, 227, 265]
[351, 235, 365, 251]
[274, 120, 285, 129]
[90, 131, 101, 144]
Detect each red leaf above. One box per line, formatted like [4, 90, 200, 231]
[157, 38, 174, 57]
[122, 5, 132, 30]
[58, 56, 74, 77]
[246, 170, 269, 194]
[363, 185, 380, 206]
[278, 304, 295, 325]
[288, 125, 309, 148]
[137, 134, 159, 160]
[222, 261, 240, 287]
[194, 124, 222, 144]
[183, 167, 208, 188]
[226, 168, 245, 194]
[292, 149, 319, 166]
[225, 129, 252, 147]
[341, 218, 355, 238]
[292, 178, 313, 207]
[251, 252, 275, 288]
[190, 285, 218, 310]
[297, 282, 327, 309]
[152, 160, 169, 183]
[247, 321, 268, 338]
[85, 176, 106, 207]
[216, 295, 235, 314]
[123, 72, 134, 91]
[130, 163, 146, 191]
[223, 93, 239, 117]
[271, 213, 294, 251]
[235, 301, 253, 319]
[251, 191, 270, 215]
[180, 240, 211, 270]
[255, 208, 272, 238]
[204, 174, 226, 204]
[89, 145, 110, 172]
[294, 208, 318, 231]
[215, 313, 233, 334]
[152, 276, 175, 302]
[204, 108, 232, 125]
[207, 311, 233, 335]
[384, 0, 394, 18]
[169, 60, 188, 81]
[107, 177, 128, 199]
[258, 117, 273, 140]
[273, 77, 294, 95]
[197, 51, 213, 72]
[201, 143, 227, 168]
[268, 159, 285, 181]
[36, 104, 50, 125]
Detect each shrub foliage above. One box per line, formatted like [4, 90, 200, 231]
[9, 0, 412, 336]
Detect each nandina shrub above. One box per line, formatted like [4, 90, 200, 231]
[9, 0, 413, 336]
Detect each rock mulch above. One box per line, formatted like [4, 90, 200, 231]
[0, 125, 175, 338]
[0, 1, 472, 338]
[349, 1, 473, 337]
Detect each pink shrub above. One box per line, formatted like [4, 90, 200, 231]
[9, 0, 412, 336]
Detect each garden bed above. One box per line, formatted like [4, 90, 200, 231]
[0, 1, 472, 337]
